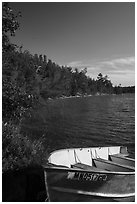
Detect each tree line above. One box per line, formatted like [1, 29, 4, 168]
[3, 45, 135, 121]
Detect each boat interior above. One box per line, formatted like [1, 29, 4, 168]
[48, 146, 135, 173]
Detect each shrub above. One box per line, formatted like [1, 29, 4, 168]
[2, 121, 47, 172]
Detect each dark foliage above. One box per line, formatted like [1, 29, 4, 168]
[2, 3, 46, 172]
[2, 122, 46, 172]
[2, 2, 21, 52]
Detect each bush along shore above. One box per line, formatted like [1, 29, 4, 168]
[2, 3, 135, 201]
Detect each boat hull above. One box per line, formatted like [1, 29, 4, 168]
[44, 167, 135, 202]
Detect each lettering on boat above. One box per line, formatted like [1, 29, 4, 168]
[67, 172, 107, 181]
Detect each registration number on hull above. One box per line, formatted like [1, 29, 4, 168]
[67, 172, 107, 182]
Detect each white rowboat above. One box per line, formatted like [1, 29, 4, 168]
[44, 146, 135, 202]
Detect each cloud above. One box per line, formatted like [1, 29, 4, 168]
[100, 57, 135, 73]
[67, 61, 83, 68]
[67, 56, 135, 86]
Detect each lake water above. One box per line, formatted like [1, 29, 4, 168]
[43, 94, 135, 158]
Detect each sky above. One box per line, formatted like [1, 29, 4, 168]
[9, 2, 135, 86]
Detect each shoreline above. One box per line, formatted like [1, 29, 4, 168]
[47, 92, 134, 102]
[47, 93, 116, 101]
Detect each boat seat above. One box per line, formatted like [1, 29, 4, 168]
[93, 158, 135, 172]
[109, 154, 135, 167]
[71, 163, 104, 172]
[47, 163, 69, 168]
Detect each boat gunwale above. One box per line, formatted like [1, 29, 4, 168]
[43, 165, 135, 175]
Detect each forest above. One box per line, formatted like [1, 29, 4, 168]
[2, 3, 135, 172]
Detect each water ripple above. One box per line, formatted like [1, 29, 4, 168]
[44, 94, 135, 157]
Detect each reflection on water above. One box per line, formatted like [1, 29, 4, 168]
[44, 94, 134, 158]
